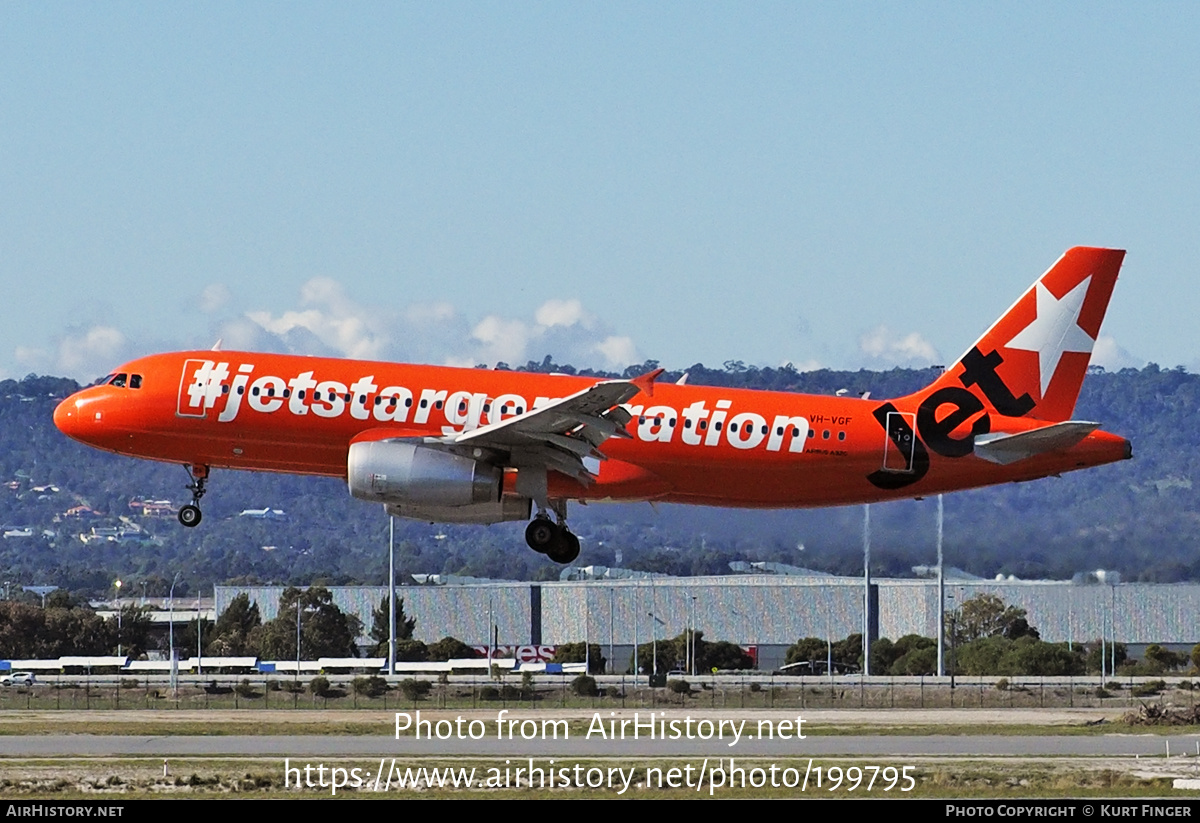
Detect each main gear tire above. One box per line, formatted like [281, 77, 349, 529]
[178, 505, 202, 528]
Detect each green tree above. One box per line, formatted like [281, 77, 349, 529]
[426, 636, 476, 662]
[1086, 641, 1127, 674]
[368, 596, 416, 657]
[249, 586, 361, 660]
[109, 605, 154, 658]
[207, 593, 261, 656]
[948, 594, 1039, 645]
[698, 640, 754, 671]
[785, 637, 830, 670]
[1142, 644, 1186, 673]
[552, 642, 606, 674]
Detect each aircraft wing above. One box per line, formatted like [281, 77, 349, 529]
[447, 370, 662, 488]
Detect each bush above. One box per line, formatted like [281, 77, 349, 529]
[353, 676, 388, 698]
[234, 678, 259, 699]
[1132, 679, 1167, 697]
[479, 685, 500, 701]
[668, 679, 691, 695]
[995, 678, 1010, 692]
[309, 676, 332, 697]
[571, 675, 599, 697]
[399, 678, 431, 701]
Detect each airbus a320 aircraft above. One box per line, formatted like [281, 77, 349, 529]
[54, 247, 1130, 563]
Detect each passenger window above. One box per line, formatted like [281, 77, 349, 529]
[838, 431, 846, 441]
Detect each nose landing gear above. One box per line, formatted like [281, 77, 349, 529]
[178, 464, 209, 528]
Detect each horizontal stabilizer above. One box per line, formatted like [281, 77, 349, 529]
[974, 421, 1100, 465]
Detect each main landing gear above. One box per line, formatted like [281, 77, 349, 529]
[524, 501, 580, 564]
[178, 464, 209, 528]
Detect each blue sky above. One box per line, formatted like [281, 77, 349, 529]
[2, 3, 1196, 381]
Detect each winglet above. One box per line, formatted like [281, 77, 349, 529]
[630, 368, 665, 398]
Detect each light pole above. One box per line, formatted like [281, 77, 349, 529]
[388, 516, 395, 677]
[862, 504, 870, 677]
[690, 596, 697, 676]
[196, 592, 203, 675]
[168, 573, 181, 696]
[937, 494, 945, 677]
[114, 579, 123, 657]
[648, 611, 665, 680]
[608, 586, 615, 676]
[295, 595, 302, 688]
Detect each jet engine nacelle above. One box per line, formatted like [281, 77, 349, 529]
[348, 440, 501, 508]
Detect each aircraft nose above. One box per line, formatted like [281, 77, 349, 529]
[53, 396, 81, 439]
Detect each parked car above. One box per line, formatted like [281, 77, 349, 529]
[0, 672, 35, 687]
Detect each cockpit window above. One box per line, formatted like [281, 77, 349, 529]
[111, 373, 128, 388]
[129, 374, 142, 389]
[89, 374, 116, 388]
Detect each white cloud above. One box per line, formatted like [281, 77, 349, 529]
[240, 277, 387, 360]
[535, 298, 587, 329]
[230, 283, 642, 372]
[470, 315, 534, 365]
[595, 335, 639, 369]
[858, 325, 940, 367]
[15, 326, 132, 380]
[1091, 334, 1145, 371]
[198, 284, 232, 314]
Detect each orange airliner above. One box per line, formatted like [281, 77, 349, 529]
[54, 247, 1130, 563]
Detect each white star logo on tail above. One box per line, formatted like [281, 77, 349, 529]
[1005, 276, 1095, 397]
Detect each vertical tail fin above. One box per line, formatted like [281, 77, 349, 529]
[924, 247, 1125, 422]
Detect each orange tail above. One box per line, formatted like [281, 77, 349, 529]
[922, 246, 1125, 423]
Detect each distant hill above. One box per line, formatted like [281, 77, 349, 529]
[0, 360, 1195, 598]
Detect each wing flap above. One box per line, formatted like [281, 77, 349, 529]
[447, 372, 660, 498]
